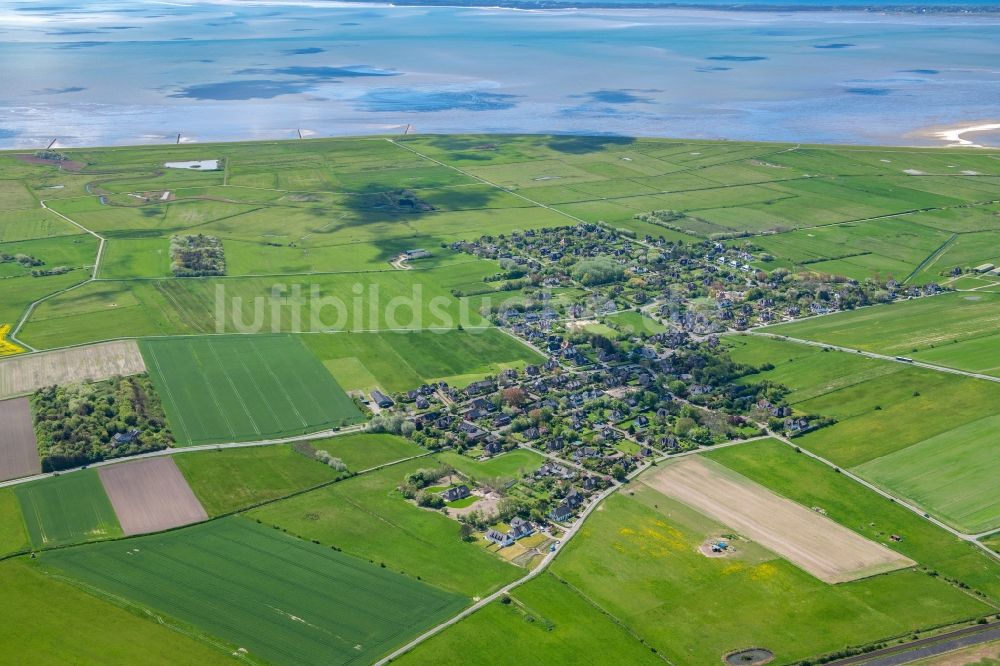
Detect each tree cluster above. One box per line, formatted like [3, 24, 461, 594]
[170, 234, 225, 277]
[31, 374, 173, 471]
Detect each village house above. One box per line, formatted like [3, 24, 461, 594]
[441, 485, 471, 502]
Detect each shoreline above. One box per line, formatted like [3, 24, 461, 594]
[3, 130, 1000, 154]
[910, 120, 1000, 148]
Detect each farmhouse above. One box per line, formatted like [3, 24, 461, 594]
[371, 390, 394, 409]
[441, 485, 471, 502]
[403, 249, 432, 260]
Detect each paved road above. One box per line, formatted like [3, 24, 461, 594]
[827, 622, 1000, 666]
[745, 330, 1000, 385]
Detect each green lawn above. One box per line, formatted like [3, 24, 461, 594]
[436, 449, 546, 482]
[400, 573, 661, 665]
[14, 470, 122, 548]
[707, 439, 1000, 603]
[43, 517, 467, 666]
[249, 459, 521, 597]
[854, 414, 1000, 534]
[551, 484, 989, 665]
[140, 335, 364, 446]
[173, 444, 345, 516]
[0, 487, 29, 556]
[604, 310, 667, 335]
[0, 559, 233, 665]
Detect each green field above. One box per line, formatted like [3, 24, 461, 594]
[304, 432, 427, 471]
[140, 335, 364, 446]
[14, 470, 122, 548]
[707, 440, 1000, 602]
[854, 414, 1000, 533]
[43, 517, 467, 666]
[249, 459, 521, 596]
[4, 134, 1000, 664]
[0, 559, 233, 665]
[725, 334, 900, 404]
[304, 328, 543, 392]
[400, 573, 662, 665]
[743, 216, 953, 281]
[173, 444, 345, 516]
[726, 334, 1000, 532]
[0, 487, 29, 556]
[436, 449, 546, 482]
[550, 483, 988, 664]
[764, 292, 1000, 369]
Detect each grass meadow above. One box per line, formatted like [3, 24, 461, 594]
[174, 444, 345, 516]
[249, 459, 521, 597]
[303, 432, 426, 471]
[15, 470, 122, 548]
[43, 517, 467, 666]
[140, 335, 363, 446]
[726, 335, 1000, 533]
[304, 328, 542, 393]
[764, 292, 1000, 363]
[175, 434, 425, 516]
[436, 449, 546, 483]
[549, 485, 987, 665]
[854, 414, 1000, 533]
[0, 559, 233, 665]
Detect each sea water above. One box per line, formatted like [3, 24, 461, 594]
[0, 0, 997, 147]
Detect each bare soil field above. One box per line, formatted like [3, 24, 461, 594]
[0, 340, 145, 399]
[643, 457, 914, 584]
[0, 397, 40, 481]
[98, 458, 207, 535]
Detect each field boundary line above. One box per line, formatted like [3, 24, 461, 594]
[904, 232, 958, 284]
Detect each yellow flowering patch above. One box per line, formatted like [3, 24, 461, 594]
[0, 324, 25, 356]
[750, 562, 778, 581]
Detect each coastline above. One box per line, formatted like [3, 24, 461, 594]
[909, 121, 1000, 148]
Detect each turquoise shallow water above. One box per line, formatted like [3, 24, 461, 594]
[0, 1, 997, 147]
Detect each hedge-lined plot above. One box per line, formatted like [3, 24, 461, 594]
[15, 470, 122, 548]
[140, 335, 364, 446]
[44, 517, 467, 666]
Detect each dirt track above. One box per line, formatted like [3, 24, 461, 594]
[644, 457, 914, 583]
[0, 340, 145, 399]
[98, 457, 207, 535]
[0, 397, 40, 481]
